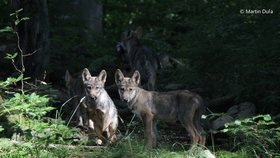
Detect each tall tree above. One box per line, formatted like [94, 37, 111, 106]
[80, 0, 103, 38]
[47, 0, 104, 82]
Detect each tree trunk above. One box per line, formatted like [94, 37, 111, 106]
[11, 0, 49, 81]
[78, 0, 103, 39]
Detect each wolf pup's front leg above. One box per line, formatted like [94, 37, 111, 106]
[141, 113, 154, 148]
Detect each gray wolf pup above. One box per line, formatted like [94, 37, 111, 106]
[82, 68, 118, 144]
[116, 27, 159, 90]
[115, 69, 206, 148]
[65, 70, 88, 128]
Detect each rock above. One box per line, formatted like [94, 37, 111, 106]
[204, 149, 216, 158]
[211, 102, 256, 130]
[188, 146, 216, 158]
[211, 115, 233, 130]
[227, 102, 255, 119]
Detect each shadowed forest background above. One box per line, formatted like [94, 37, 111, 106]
[1, 0, 279, 114]
[0, 0, 279, 157]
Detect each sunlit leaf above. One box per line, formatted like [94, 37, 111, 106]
[15, 19, 20, 26]
[221, 129, 229, 133]
[5, 52, 18, 59]
[10, 8, 23, 16]
[234, 120, 241, 126]
[16, 74, 23, 82]
[263, 115, 271, 121]
[21, 17, 30, 21]
[0, 26, 13, 33]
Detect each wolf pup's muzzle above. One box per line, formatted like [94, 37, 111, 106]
[89, 95, 97, 101]
[122, 98, 129, 103]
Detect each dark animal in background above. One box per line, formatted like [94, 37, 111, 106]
[157, 52, 185, 70]
[65, 70, 88, 128]
[116, 27, 159, 90]
[82, 68, 118, 144]
[115, 69, 206, 148]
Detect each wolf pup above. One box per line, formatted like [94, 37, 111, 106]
[115, 69, 206, 148]
[82, 68, 118, 144]
[65, 70, 88, 128]
[116, 27, 159, 90]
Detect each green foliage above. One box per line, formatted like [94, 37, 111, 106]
[0, 9, 83, 158]
[23, 118, 79, 144]
[0, 75, 23, 88]
[0, 26, 12, 33]
[0, 138, 72, 158]
[71, 137, 210, 158]
[9, 9, 30, 26]
[0, 76, 80, 144]
[0, 9, 30, 35]
[1, 93, 53, 118]
[4, 52, 18, 60]
[216, 149, 250, 158]
[222, 114, 280, 157]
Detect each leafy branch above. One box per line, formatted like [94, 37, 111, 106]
[0, 8, 38, 95]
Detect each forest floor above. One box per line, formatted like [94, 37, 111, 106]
[1, 115, 279, 158]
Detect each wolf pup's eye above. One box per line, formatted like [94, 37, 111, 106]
[128, 88, 133, 91]
[87, 86, 92, 90]
[120, 88, 125, 92]
[95, 86, 100, 89]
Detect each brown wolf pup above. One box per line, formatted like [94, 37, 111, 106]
[116, 27, 159, 90]
[65, 70, 88, 128]
[115, 69, 206, 148]
[82, 68, 118, 144]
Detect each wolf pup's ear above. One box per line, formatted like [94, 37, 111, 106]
[98, 70, 107, 83]
[132, 70, 141, 86]
[135, 26, 143, 39]
[65, 70, 72, 83]
[122, 29, 132, 41]
[115, 69, 124, 84]
[82, 68, 91, 82]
